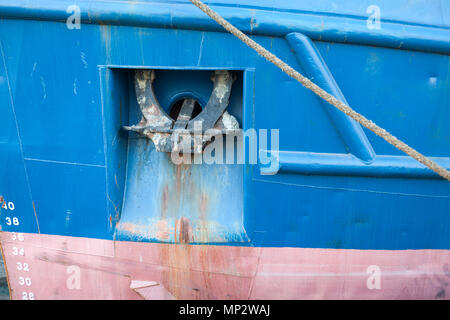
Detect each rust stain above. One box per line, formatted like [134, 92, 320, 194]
[174, 163, 192, 196]
[156, 159, 212, 298]
[175, 164, 182, 194]
[200, 246, 214, 297]
[161, 184, 169, 217]
[174, 217, 193, 244]
[32, 201, 41, 233]
[199, 192, 208, 216]
[149, 152, 223, 298]
[114, 174, 119, 189]
[159, 243, 199, 299]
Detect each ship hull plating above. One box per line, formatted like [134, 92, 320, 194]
[1, 232, 449, 300]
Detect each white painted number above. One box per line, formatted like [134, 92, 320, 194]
[18, 276, 31, 286]
[1, 201, 15, 210]
[12, 247, 25, 256]
[22, 292, 35, 300]
[11, 233, 24, 241]
[5, 217, 19, 226]
[17, 262, 29, 272]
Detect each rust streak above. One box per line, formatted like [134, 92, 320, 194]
[175, 217, 193, 244]
[161, 184, 168, 218]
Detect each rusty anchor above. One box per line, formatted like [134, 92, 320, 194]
[123, 69, 240, 153]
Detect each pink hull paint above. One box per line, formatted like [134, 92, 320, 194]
[1, 232, 449, 299]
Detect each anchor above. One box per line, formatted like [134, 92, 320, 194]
[123, 69, 240, 153]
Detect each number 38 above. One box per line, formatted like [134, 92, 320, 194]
[5, 217, 19, 226]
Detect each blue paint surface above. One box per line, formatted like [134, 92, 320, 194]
[286, 32, 375, 163]
[0, 1, 449, 249]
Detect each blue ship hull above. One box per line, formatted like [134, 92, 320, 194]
[0, 0, 449, 299]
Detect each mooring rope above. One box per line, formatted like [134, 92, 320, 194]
[189, 0, 450, 181]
